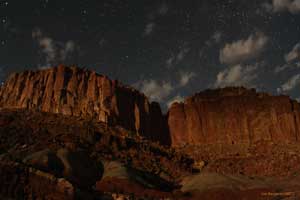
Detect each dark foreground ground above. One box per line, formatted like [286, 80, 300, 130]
[1, 108, 300, 200]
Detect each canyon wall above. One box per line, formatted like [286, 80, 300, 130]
[1, 66, 300, 147]
[0, 65, 170, 145]
[168, 87, 300, 146]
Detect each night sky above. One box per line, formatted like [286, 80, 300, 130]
[1, 0, 300, 108]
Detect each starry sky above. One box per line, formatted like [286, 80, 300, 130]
[1, 0, 300, 108]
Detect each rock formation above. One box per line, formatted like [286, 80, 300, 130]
[0, 65, 170, 145]
[168, 87, 300, 146]
[2, 66, 300, 148]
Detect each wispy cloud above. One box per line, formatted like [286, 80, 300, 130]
[32, 28, 80, 67]
[274, 42, 300, 73]
[166, 46, 190, 68]
[143, 22, 156, 36]
[166, 56, 175, 68]
[135, 70, 196, 103]
[137, 79, 174, 102]
[220, 32, 268, 65]
[167, 95, 184, 108]
[277, 74, 300, 93]
[285, 42, 300, 63]
[143, 2, 169, 36]
[263, 0, 300, 14]
[179, 71, 196, 87]
[215, 64, 258, 88]
[177, 47, 190, 62]
[148, 2, 169, 19]
[98, 38, 106, 47]
[274, 63, 292, 73]
[206, 31, 222, 46]
[157, 3, 169, 15]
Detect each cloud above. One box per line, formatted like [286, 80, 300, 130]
[166, 46, 190, 68]
[32, 28, 79, 66]
[179, 71, 196, 87]
[148, 2, 169, 19]
[274, 42, 300, 73]
[177, 47, 190, 61]
[143, 22, 156, 36]
[277, 74, 300, 92]
[206, 31, 222, 46]
[144, 3, 169, 36]
[38, 37, 56, 64]
[167, 95, 184, 108]
[215, 64, 258, 88]
[212, 32, 222, 43]
[264, 0, 300, 14]
[135, 70, 196, 103]
[285, 43, 300, 62]
[274, 63, 292, 73]
[138, 79, 174, 102]
[158, 3, 169, 15]
[220, 32, 268, 65]
[166, 56, 175, 68]
[98, 38, 106, 47]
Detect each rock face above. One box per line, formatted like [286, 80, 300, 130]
[2, 66, 300, 148]
[168, 87, 300, 146]
[0, 65, 170, 144]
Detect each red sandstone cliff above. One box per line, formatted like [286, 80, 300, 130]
[0, 65, 170, 145]
[168, 87, 300, 146]
[2, 67, 300, 148]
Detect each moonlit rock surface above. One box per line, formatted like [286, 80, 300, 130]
[168, 87, 300, 146]
[0, 65, 169, 144]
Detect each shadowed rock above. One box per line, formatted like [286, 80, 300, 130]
[23, 148, 103, 188]
[56, 148, 103, 188]
[23, 149, 64, 176]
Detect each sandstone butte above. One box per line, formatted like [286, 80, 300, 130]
[168, 87, 300, 146]
[1, 66, 300, 147]
[0, 65, 170, 145]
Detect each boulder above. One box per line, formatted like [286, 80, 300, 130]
[24, 148, 103, 188]
[56, 148, 103, 187]
[23, 149, 64, 176]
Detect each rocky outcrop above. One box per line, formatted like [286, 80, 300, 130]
[2, 66, 300, 148]
[168, 87, 300, 146]
[0, 65, 170, 145]
[23, 148, 103, 188]
[0, 158, 110, 200]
